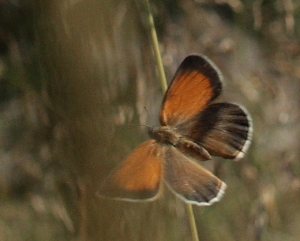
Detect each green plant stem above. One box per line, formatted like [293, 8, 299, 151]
[186, 203, 199, 241]
[144, 0, 168, 92]
[142, 1, 199, 241]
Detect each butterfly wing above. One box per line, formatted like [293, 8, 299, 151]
[164, 146, 226, 206]
[160, 55, 222, 127]
[187, 102, 252, 159]
[160, 55, 251, 160]
[97, 140, 163, 201]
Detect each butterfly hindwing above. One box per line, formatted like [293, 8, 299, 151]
[164, 146, 226, 206]
[160, 55, 222, 127]
[187, 102, 252, 159]
[98, 140, 163, 201]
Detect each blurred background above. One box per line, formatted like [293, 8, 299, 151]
[0, 0, 300, 240]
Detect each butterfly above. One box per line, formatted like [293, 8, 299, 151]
[98, 55, 252, 206]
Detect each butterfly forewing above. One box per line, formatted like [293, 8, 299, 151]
[164, 146, 226, 206]
[98, 140, 163, 201]
[160, 55, 222, 127]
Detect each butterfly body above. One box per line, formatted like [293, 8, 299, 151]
[98, 55, 252, 206]
[148, 126, 181, 146]
[149, 126, 212, 161]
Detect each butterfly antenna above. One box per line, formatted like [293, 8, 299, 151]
[125, 123, 152, 131]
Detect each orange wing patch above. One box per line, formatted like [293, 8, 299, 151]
[160, 55, 222, 126]
[98, 140, 163, 201]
